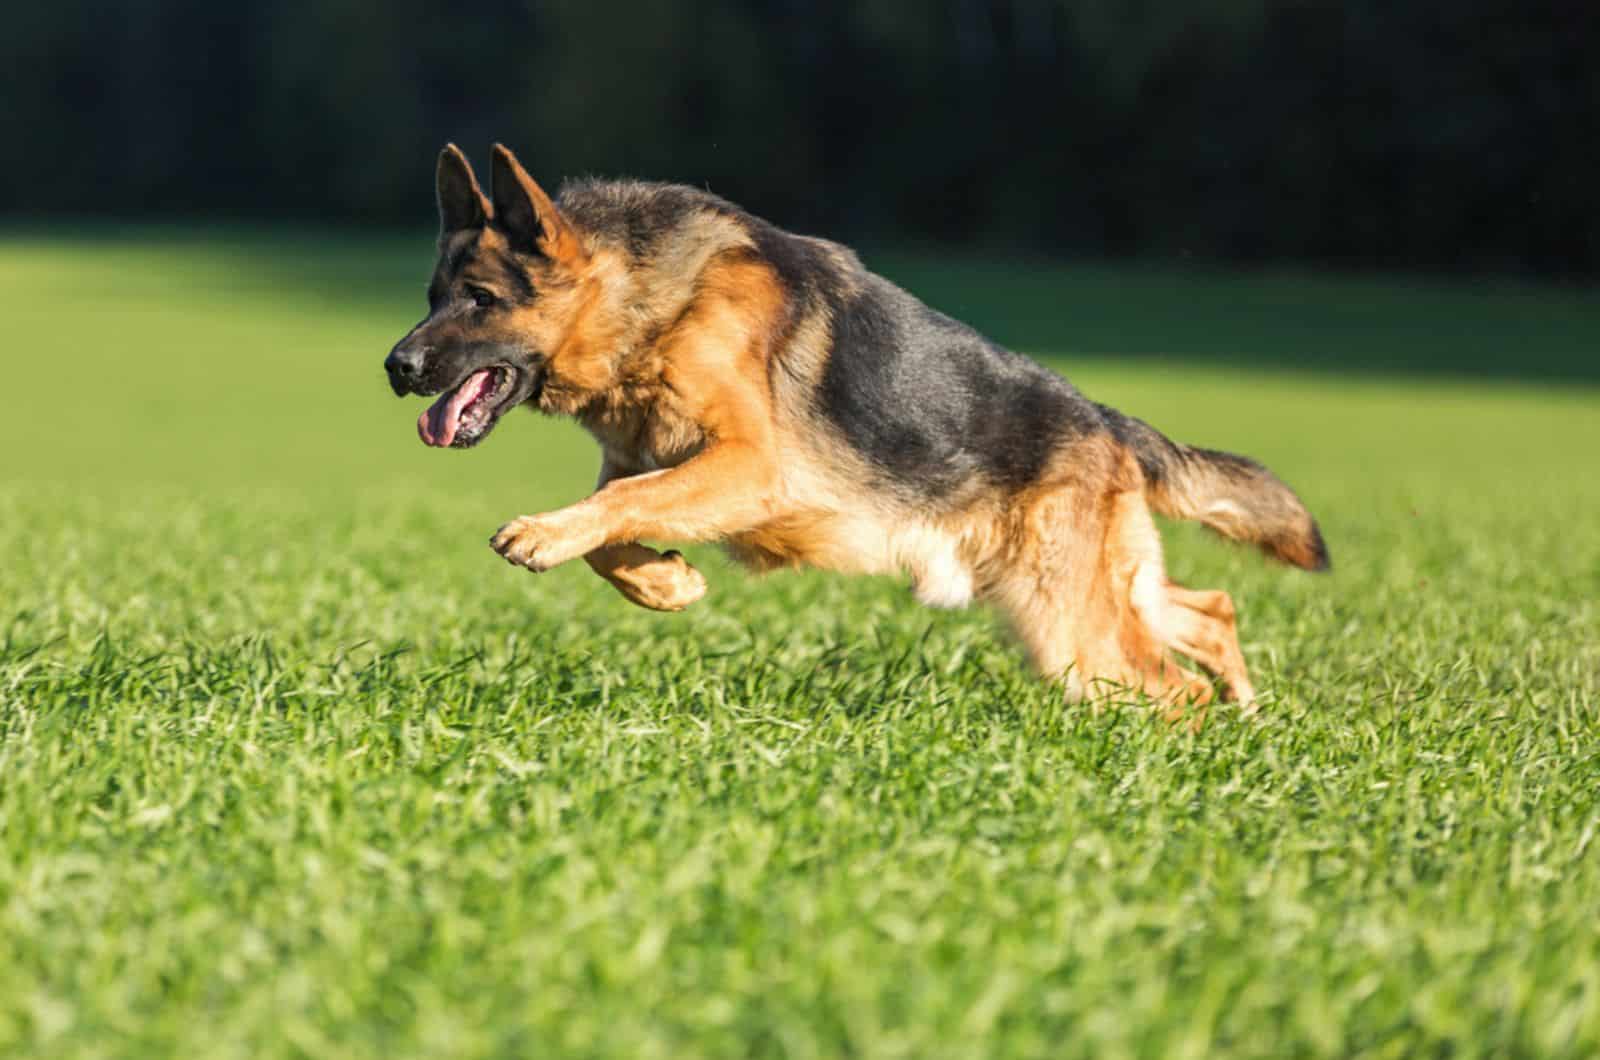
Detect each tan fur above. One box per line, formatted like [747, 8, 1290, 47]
[491, 249, 785, 571]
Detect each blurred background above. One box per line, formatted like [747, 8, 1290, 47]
[0, 0, 1595, 503]
[6, 0, 1597, 280]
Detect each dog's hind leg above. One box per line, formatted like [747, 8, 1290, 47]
[584, 544, 707, 612]
[1111, 496, 1258, 714]
[1155, 584, 1256, 711]
[990, 446, 1215, 712]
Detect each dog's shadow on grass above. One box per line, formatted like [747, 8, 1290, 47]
[285, 607, 1049, 727]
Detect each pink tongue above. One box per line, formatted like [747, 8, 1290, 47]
[418, 370, 494, 447]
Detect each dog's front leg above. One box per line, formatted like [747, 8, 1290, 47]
[490, 441, 778, 575]
[579, 459, 709, 612]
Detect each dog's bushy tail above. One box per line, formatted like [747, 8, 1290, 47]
[1102, 405, 1331, 571]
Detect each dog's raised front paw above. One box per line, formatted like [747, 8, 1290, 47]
[490, 514, 592, 573]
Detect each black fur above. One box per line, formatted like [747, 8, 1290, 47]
[1095, 403, 1182, 486]
[492, 249, 536, 303]
[426, 242, 536, 309]
[745, 220, 842, 313]
[558, 179, 742, 258]
[443, 240, 476, 278]
[816, 275, 1103, 497]
[436, 148, 487, 235]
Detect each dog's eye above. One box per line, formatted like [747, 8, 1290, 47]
[467, 286, 497, 309]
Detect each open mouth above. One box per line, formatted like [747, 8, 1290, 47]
[417, 365, 524, 449]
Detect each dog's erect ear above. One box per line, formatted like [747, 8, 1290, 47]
[436, 144, 489, 237]
[490, 143, 581, 262]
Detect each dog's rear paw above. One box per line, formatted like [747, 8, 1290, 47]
[618, 550, 708, 612]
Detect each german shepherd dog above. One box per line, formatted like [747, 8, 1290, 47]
[385, 144, 1328, 711]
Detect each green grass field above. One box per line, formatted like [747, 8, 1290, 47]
[2, 229, 1597, 1059]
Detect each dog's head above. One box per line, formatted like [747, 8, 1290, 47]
[384, 144, 605, 448]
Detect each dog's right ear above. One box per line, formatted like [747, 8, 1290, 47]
[436, 144, 489, 237]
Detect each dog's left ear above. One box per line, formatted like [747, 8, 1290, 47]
[490, 143, 582, 262]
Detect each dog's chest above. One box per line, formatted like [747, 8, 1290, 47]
[582, 395, 706, 473]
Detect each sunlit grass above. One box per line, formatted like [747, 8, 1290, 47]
[1, 230, 1597, 1058]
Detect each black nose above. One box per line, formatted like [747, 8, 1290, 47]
[385, 342, 426, 395]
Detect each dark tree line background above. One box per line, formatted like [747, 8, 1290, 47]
[6, 0, 1597, 278]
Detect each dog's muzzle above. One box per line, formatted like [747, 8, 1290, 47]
[385, 341, 429, 396]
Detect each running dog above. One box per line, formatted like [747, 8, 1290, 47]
[384, 144, 1329, 709]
